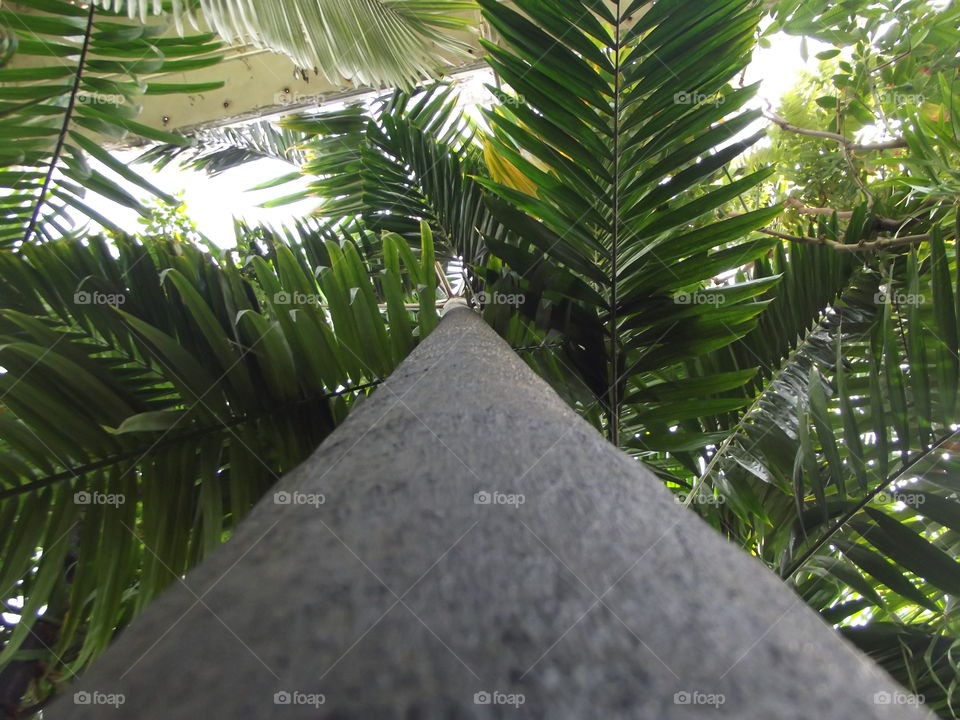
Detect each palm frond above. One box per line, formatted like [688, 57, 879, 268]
[136, 120, 308, 176]
[674, 238, 960, 710]
[281, 84, 501, 264]
[474, 0, 776, 443]
[0, 0, 226, 247]
[0, 222, 439, 690]
[97, 0, 479, 88]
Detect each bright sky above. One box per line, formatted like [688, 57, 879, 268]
[88, 29, 828, 249]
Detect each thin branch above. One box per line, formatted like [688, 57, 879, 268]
[841, 141, 874, 207]
[727, 208, 936, 252]
[784, 197, 906, 232]
[870, 48, 913, 73]
[755, 226, 933, 252]
[434, 260, 455, 299]
[766, 112, 907, 152]
[23, 2, 96, 245]
[870, 81, 896, 137]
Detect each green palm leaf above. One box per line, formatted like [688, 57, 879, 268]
[474, 0, 776, 443]
[0, 222, 439, 688]
[137, 120, 308, 176]
[96, 0, 478, 88]
[677, 243, 960, 709]
[0, 0, 226, 247]
[281, 84, 501, 264]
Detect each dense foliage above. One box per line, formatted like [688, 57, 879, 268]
[1, 0, 958, 716]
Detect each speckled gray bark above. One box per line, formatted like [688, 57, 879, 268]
[50, 306, 933, 719]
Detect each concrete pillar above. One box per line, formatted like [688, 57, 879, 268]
[50, 307, 932, 718]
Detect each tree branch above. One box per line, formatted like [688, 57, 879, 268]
[783, 197, 906, 232]
[755, 226, 931, 252]
[766, 112, 907, 152]
[870, 48, 913, 73]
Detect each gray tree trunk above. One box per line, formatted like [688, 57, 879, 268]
[49, 306, 932, 719]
